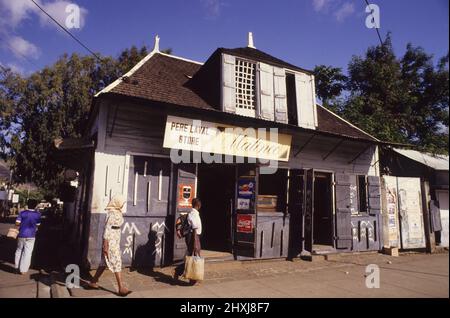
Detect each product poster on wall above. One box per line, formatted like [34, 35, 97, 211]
[178, 184, 194, 208]
[237, 177, 255, 211]
[237, 214, 254, 233]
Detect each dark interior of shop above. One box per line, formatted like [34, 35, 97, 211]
[313, 172, 333, 246]
[258, 169, 288, 213]
[197, 164, 235, 252]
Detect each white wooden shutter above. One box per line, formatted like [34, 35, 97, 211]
[295, 73, 317, 129]
[222, 54, 236, 113]
[273, 67, 288, 123]
[258, 62, 275, 121]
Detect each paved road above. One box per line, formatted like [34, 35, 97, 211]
[1, 218, 448, 298]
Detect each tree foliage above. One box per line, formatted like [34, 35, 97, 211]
[314, 34, 449, 154]
[0, 45, 170, 195]
[313, 65, 347, 113]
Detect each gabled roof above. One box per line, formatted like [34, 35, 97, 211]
[218, 47, 313, 74]
[95, 49, 378, 143]
[104, 53, 212, 110]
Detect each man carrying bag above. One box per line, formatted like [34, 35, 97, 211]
[174, 198, 204, 285]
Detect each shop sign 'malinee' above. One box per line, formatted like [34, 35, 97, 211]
[163, 115, 292, 161]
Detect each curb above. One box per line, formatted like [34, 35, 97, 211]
[50, 272, 71, 298]
[37, 270, 51, 298]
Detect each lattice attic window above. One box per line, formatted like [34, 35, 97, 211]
[235, 59, 256, 115]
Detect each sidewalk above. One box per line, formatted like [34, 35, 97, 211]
[0, 215, 62, 298]
[1, 217, 448, 298]
[65, 252, 449, 298]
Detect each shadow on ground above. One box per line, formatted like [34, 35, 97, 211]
[131, 267, 193, 287]
[0, 215, 63, 274]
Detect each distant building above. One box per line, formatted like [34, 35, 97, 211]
[380, 147, 449, 251]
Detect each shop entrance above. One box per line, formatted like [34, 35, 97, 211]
[313, 172, 334, 247]
[197, 164, 235, 255]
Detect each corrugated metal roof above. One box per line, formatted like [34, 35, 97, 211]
[393, 148, 449, 171]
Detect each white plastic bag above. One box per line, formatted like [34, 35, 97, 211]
[183, 255, 204, 281]
[7, 228, 19, 239]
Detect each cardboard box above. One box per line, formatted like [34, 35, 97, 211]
[383, 247, 399, 257]
[257, 195, 277, 212]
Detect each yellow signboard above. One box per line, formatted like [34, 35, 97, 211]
[163, 115, 292, 161]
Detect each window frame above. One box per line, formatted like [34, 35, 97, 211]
[234, 57, 257, 117]
[357, 174, 369, 215]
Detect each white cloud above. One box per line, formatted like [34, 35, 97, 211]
[334, 2, 355, 22]
[0, 0, 35, 29]
[0, 0, 88, 30]
[7, 36, 41, 60]
[201, 0, 223, 19]
[312, 0, 335, 12]
[0, 0, 88, 68]
[38, 1, 88, 29]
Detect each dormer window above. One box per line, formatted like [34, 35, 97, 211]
[220, 51, 317, 129]
[235, 58, 256, 117]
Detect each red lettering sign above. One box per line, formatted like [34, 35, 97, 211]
[237, 214, 253, 233]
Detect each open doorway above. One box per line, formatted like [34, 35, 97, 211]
[197, 164, 235, 255]
[313, 172, 333, 247]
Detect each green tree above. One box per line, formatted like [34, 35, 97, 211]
[316, 34, 448, 154]
[344, 34, 408, 143]
[313, 65, 347, 113]
[0, 45, 170, 195]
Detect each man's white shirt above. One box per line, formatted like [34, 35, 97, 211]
[188, 208, 202, 235]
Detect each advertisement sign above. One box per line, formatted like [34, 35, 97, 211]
[383, 176, 400, 247]
[12, 194, 19, 204]
[237, 214, 253, 233]
[178, 184, 194, 208]
[163, 115, 292, 161]
[237, 177, 255, 211]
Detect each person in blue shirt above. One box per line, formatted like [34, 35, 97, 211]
[14, 199, 41, 274]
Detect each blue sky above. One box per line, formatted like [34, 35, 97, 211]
[0, 0, 448, 75]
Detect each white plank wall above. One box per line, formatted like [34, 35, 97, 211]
[90, 152, 127, 213]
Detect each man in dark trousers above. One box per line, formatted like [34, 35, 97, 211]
[14, 199, 41, 274]
[173, 198, 202, 284]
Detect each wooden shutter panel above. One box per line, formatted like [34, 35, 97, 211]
[173, 166, 197, 262]
[273, 67, 288, 123]
[259, 62, 275, 121]
[349, 174, 358, 214]
[335, 173, 353, 249]
[367, 176, 381, 216]
[295, 73, 317, 129]
[222, 54, 236, 113]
